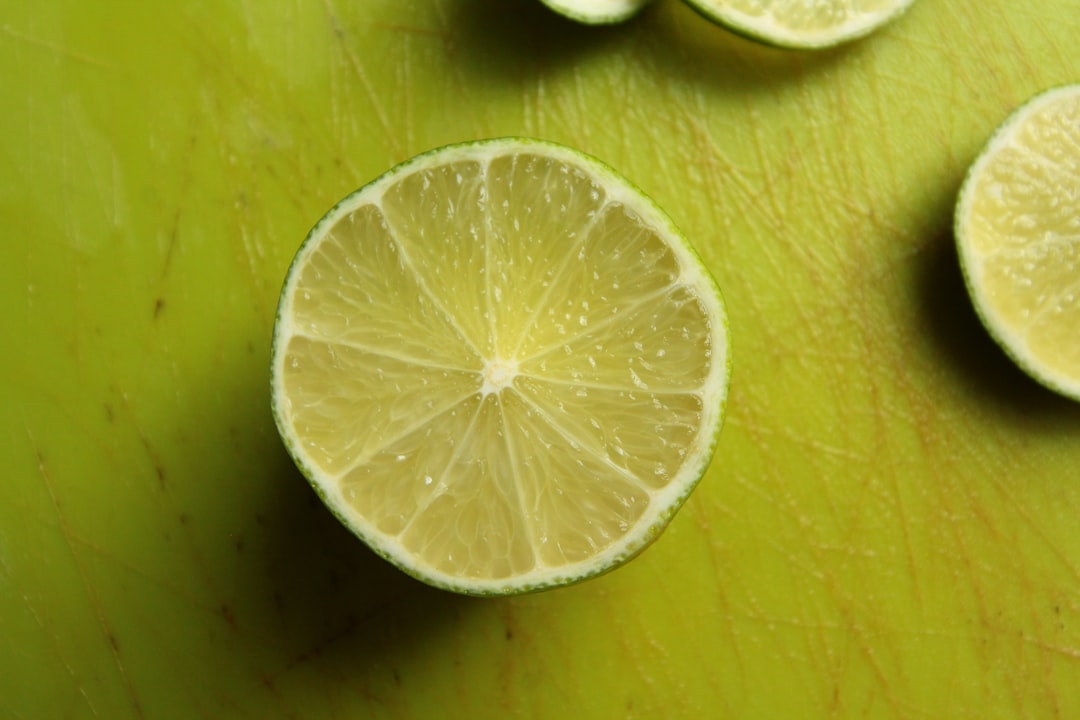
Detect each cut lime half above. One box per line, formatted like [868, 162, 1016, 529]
[955, 85, 1080, 402]
[538, 0, 652, 24]
[682, 0, 916, 49]
[271, 138, 731, 594]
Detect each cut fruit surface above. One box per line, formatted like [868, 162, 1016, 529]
[271, 138, 730, 594]
[682, 0, 916, 49]
[538, 0, 652, 24]
[955, 85, 1080, 402]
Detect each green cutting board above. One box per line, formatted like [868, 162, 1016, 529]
[3, 1, 1080, 717]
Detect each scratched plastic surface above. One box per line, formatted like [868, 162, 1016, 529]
[2, 1, 1080, 718]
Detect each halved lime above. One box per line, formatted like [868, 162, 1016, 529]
[682, 0, 916, 49]
[955, 85, 1080, 402]
[271, 138, 731, 594]
[538, 0, 651, 24]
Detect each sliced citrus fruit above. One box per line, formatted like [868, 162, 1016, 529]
[955, 85, 1080, 402]
[538, 0, 652, 24]
[682, 0, 916, 49]
[271, 138, 731, 594]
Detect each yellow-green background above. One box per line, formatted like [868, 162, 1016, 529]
[3, 1, 1079, 718]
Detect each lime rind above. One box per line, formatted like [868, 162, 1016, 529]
[538, 0, 652, 24]
[681, 0, 917, 49]
[271, 137, 731, 595]
[954, 84, 1080, 403]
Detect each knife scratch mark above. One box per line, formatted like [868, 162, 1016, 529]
[682, 110, 784, 236]
[63, 533, 218, 616]
[984, 472, 1080, 588]
[24, 425, 145, 719]
[12, 566, 96, 716]
[370, 22, 445, 39]
[237, 215, 268, 310]
[1024, 637, 1080, 661]
[1, 25, 111, 69]
[323, 0, 401, 159]
[432, 0, 486, 136]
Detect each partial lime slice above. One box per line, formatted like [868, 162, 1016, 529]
[955, 85, 1080, 402]
[271, 138, 731, 595]
[538, 0, 651, 24]
[682, 0, 916, 49]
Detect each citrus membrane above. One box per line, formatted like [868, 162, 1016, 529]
[271, 138, 731, 594]
[955, 85, 1080, 402]
[681, 0, 916, 49]
[538, 0, 652, 24]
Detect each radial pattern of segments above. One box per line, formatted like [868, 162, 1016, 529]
[276, 144, 726, 587]
[959, 86, 1080, 397]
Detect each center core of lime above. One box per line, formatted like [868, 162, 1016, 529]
[481, 358, 520, 396]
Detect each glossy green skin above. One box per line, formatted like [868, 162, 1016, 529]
[2, 1, 1080, 718]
